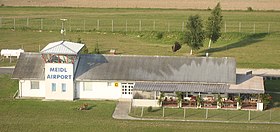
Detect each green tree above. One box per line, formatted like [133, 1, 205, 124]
[184, 14, 205, 55]
[77, 37, 89, 54]
[206, 2, 223, 49]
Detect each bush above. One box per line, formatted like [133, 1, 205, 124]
[247, 7, 253, 11]
[156, 32, 164, 39]
[1, 4, 4, 7]
[147, 106, 152, 112]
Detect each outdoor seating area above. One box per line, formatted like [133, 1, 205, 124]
[160, 94, 260, 110]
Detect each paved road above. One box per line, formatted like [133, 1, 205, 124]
[112, 101, 137, 120]
[0, 67, 14, 74]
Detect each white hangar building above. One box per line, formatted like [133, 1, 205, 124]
[12, 41, 265, 110]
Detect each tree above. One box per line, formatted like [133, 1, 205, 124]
[206, 2, 223, 49]
[184, 14, 205, 55]
[175, 92, 183, 108]
[77, 37, 89, 54]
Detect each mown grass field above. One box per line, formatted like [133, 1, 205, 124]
[0, 74, 280, 131]
[0, 7, 280, 68]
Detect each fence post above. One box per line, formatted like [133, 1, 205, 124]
[205, 109, 208, 119]
[269, 109, 272, 122]
[153, 20, 156, 31]
[112, 20, 114, 32]
[125, 20, 128, 32]
[26, 17, 29, 27]
[182, 21, 184, 32]
[13, 18, 16, 30]
[141, 107, 144, 117]
[38, 45, 41, 52]
[69, 19, 71, 32]
[97, 19, 99, 31]
[162, 107, 165, 117]
[253, 23, 256, 34]
[224, 21, 227, 33]
[167, 22, 170, 32]
[40, 18, 43, 30]
[239, 22, 241, 32]
[139, 20, 142, 31]
[83, 19, 86, 32]
[248, 110, 251, 121]
[268, 23, 270, 33]
[184, 108, 186, 119]
[125, 20, 127, 32]
[0, 17, 2, 28]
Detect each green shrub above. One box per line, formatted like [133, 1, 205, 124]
[147, 106, 152, 112]
[156, 32, 164, 39]
[247, 7, 253, 11]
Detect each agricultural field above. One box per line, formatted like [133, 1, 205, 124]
[1, 7, 280, 68]
[1, 0, 280, 10]
[0, 74, 280, 132]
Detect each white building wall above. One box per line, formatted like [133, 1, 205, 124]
[78, 81, 122, 100]
[19, 80, 45, 98]
[132, 99, 160, 107]
[45, 63, 74, 100]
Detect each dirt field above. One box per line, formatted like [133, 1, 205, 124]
[1, 0, 280, 10]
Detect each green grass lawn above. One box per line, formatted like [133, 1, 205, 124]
[1, 7, 280, 68]
[1, 75, 280, 131]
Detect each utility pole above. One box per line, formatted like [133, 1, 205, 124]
[60, 19, 67, 40]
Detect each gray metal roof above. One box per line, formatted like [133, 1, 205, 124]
[134, 81, 264, 94]
[12, 53, 44, 80]
[40, 41, 84, 55]
[75, 54, 236, 84]
[134, 82, 229, 93]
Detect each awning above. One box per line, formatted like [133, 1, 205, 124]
[134, 82, 264, 94]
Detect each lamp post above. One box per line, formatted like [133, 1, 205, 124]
[60, 19, 67, 40]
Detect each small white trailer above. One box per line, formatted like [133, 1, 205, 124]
[1, 49, 24, 59]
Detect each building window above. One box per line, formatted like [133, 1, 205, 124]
[83, 82, 93, 91]
[107, 82, 112, 86]
[52, 83, 56, 92]
[62, 83, 66, 92]
[31, 81, 39, 89]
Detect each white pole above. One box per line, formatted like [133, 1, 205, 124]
[0, 17, 2, 28]
[162, 107, 165, 117]
[206, 109, 208, 119]
[184, 108, 186, 118]
[125, 20, 128, 32]
[26, 17, 29, 27]
[248, 110, 251, 121]
[97, 19, 99, 31]
[153, 20, 156, 31]
[268, 23, 270, 33]
[269, 109, 272, 121]
[13, 18, 15, 30]
[141, 107, 144, 117]
[168, 22, 170, 32]
[182, 21, 184, 32]
[69, 19, 71, 32]
[239, 22, 241, 32]
[224, 21, 227, 33]
[83, 19, 86, 32]
[112, 20, 114, 32]
[40, 18, 43, 30]
[139, 20, 142, 31]
[253, 23, 256, 34]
